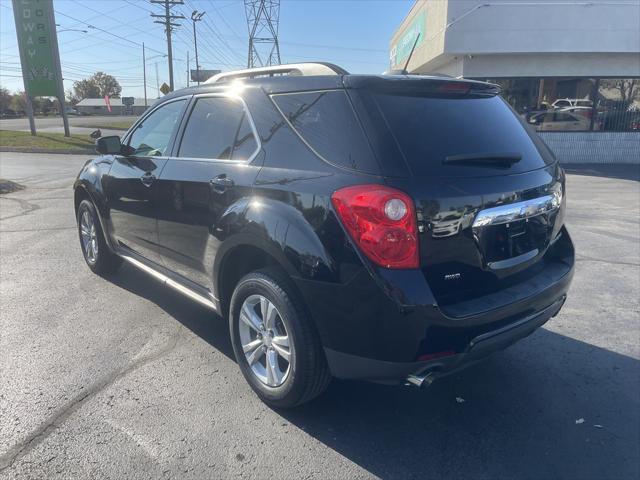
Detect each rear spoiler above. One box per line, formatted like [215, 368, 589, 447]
[344, 75, 501, 97]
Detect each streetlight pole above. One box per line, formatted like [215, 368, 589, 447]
[155, 62, 160, 97]
[191, 10, 205, 84]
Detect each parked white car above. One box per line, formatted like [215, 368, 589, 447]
[551, 98, 593, 109]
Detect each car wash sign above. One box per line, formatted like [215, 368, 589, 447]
[390, 10, 426, 68]
[12, 0, 60, 97]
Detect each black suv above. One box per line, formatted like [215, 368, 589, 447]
[74, 63, 574, 408]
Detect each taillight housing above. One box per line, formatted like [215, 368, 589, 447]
[331, 184, 419, 269]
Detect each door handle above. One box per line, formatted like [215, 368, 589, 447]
[210, 174, 234, 193]
[140, 172, 156, 187]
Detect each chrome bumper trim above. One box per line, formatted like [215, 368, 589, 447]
[473, 192, 561, 228]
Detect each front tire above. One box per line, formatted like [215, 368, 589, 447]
[77, 199, 122, 275]
[229, 268, 331, 408]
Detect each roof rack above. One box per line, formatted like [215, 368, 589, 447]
[204, 62, 349, 84]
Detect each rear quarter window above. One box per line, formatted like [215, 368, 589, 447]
[272, 90, 379, 174]
[373, 93, 552, 176]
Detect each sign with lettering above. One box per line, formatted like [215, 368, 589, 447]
[12, 0, 60, 97]
[390, 10, 426, 68]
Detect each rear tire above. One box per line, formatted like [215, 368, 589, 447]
[77, 199, 122, 275]
[229, 268, 331, 408]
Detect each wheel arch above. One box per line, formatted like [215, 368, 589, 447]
[215, 241, 295, 319]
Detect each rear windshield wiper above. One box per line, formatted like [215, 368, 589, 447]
[443, 152, 522, 167]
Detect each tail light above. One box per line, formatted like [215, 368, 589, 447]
[331, 184, 419, 269]
[436, 81, 471, 94]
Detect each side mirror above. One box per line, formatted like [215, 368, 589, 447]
[95, 135, 122, 155]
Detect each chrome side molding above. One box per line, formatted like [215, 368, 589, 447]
[473, 192, 561, 228]
[120, 254, 218, 312]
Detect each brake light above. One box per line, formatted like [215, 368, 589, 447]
[331, 185, 419, 269]
[436, 81, 471, 94]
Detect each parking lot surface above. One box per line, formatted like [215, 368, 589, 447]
[1, 152, 638, 480]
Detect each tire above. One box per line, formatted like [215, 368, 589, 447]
[229, 268, 331, 408]
[77, 199, 122, 275]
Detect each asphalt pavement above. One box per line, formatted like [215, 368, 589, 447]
[0, 116, 138, 139]
[0, 115, 138, 131]
[0, 152, 638, 480]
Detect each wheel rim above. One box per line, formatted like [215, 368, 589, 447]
[238, 294, 292, 387]
[80, 209, 98, 264]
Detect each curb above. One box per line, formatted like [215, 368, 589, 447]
[0, 147, 94, 155]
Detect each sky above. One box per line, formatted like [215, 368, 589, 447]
[0, 0, 414, 99]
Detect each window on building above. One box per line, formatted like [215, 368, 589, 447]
[178, 97, 258, 161]
[596, 79, 640, 132]
[481, 77, 640, 132]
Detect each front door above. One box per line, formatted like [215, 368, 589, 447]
[156, 95, 263, 289]
[105, 98, 188, 264]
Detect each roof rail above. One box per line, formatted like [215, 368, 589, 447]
[204, 62, 349, 84]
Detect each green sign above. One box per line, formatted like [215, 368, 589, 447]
[391, 10, 426, 67]
[12, 0, 60, 97]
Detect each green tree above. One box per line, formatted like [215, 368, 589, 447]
[9, 92, 26, 114]
[0, 87, 11, 114]
[71, 72, 122, 101]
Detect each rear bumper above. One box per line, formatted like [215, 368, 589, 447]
[294, 227, 574, 382]
[324, 295, 566, 383]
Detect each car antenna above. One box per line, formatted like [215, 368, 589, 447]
[402, 33, 421, 74]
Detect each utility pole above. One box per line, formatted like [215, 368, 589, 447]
[244, 0, 281, 68]
[151, 0, 185, 92]
[186, 50, 190, 87]
[142, 42, 148, 107]
[191, 10, 205, 84]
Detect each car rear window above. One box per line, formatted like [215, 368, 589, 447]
[373, 93, 552, 176]
[272, 90, 379, 174]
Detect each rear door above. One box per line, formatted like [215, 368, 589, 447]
[155, 94, 263, 289]
[353, 85, 564, 306]
[105, 98, 188, 264]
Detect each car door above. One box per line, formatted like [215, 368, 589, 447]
[104, 98, 188, 264]
[155, 94, 263, 289]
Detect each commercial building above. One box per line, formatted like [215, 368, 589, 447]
[75, 97, 149, 116]
[390, 0, 640, 163]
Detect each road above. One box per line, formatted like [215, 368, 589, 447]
[0, 116, 138, 138]
[0, 152, 638, 480]
[0, 115, 138, 131]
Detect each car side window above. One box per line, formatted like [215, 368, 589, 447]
[271, 90, 379, 173]
[128, 99, 186, 156]
[177, 97, 258, 161]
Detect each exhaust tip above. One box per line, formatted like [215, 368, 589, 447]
[406, 370, 438, 389]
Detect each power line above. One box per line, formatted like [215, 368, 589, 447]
[54, 11, 166, 55]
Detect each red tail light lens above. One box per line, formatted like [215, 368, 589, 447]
[331, 184, 419, 269]
[436, 81, 471, 94]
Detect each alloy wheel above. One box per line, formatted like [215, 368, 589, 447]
[80, 210, 98, 264]
[238, 294, 292, 387]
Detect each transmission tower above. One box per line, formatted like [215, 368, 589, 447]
[244, 0, 281, 68]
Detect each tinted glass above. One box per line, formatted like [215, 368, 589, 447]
[128, 100, 186, 156]
[178, 97, 258, 161]
[272, 90, 379, 173]
[374, 93, 550, 176]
